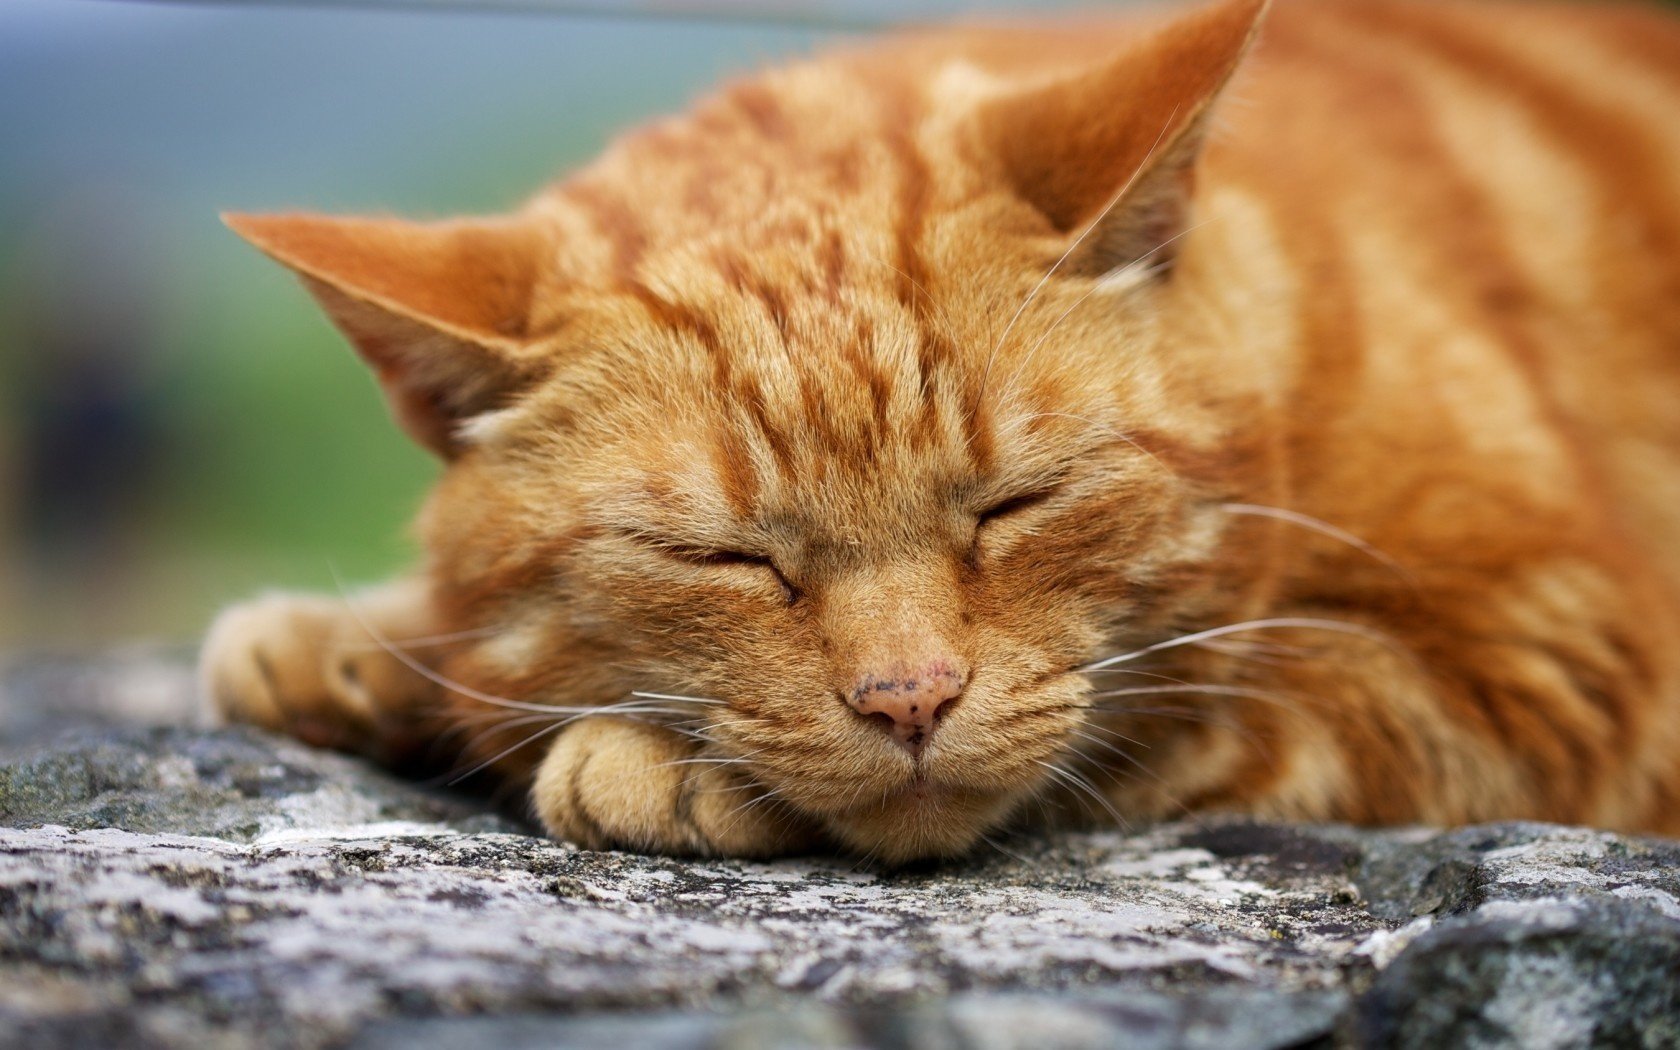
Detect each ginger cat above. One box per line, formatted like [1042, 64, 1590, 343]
[201, 0, 1680, 863]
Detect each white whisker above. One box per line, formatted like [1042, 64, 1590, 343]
[1081, 616, 1402, 672]
[341, 625, 501, 653]
[713, 783, 790, 843]
[1109, 703, 1240, 728]
[1085, 683, 1308, 723]
[1195, 637, 1318, 657]
[1070, 721, 1149, 749]
[1083, 667, 1194, 684]
[652, 755, 760, 771]
[331, 569, 738, 726]
[1035, 758, 1129, 830]
[1065, 726, 1142, 764]
[629, 690, 728, 706]
[447, 721, 569, 786]
[1221, 502, 1414, 583]
[1088, 683, 1299, 703]
[978, 831, 1035, 867]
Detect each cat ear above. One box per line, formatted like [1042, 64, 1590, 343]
[980, 0, 1268, 278]
[222, 211, 551, 457]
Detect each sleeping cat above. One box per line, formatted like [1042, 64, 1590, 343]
[201, 0, 1680, 863]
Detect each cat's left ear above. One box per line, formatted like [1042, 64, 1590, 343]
[222, 211, 551, 458]
[979, 0, 1269, 278]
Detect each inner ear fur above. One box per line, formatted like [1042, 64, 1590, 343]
[223, 211, 552, 457]
[981, 0, 1269, 277]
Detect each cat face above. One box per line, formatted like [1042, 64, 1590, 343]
[427, 255, 1230, 859]
[226, 0, 1269, 860]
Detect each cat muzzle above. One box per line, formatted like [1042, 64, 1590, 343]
[844, 662, 968, 757]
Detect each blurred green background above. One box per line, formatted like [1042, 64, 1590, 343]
[0, 0, 1088, 647]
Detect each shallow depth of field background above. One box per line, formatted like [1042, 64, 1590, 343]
[0, 0, 1083, 647]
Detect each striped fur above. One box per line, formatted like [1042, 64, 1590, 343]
[204, 0, 1680, 862]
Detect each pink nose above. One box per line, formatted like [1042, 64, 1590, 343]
[846, 662, 968, 756]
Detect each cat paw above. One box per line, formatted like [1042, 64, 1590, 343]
[199, 592, 430, 759]
[531, 718, 818, 858]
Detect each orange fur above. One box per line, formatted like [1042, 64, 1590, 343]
[204, 0, 1680, 862]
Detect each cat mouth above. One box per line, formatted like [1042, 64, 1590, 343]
[883, 768, 988, 813]
[902, 771, 941, 799]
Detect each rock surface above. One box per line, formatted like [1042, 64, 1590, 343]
[3, 654, 1679, 1049]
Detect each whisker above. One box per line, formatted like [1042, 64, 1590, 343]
[449, 711, 565, 759]
[1094, 218, 1211, 291]
[329, 572, 614, 716]
[849, 840, 884, 874]
[666, 725, 717, 744]
[713, 783, 790, 843]
[671, 749, 769, 792]
[650, 755, 760, 772]
[445, 721, 568, 786]
[978, 831, 1035, 867]
[1069, 721, 1148, 749]
[1035, 758, 1130, 831]
[1187, 637, 1314, 667]
[1108, 703, 1242, 728]
[1080, 616, 1404, 672]
[1185, 636, 1347, 671]
[1065, 726, 1143, 764]
[679, 716, 766, 730]
[442, 703, 729, 786]
[340, 624, 501, 653]
[1082, 667, 1194, 684]
[629, 691, 728, 706]
[1086, 683, 1304, 710]
[1195, 638, 1318, 658]
[1220, 502, 1415, 584]
[329, 567, 733, 722]
[444, 702, 724, 787]
[1066, 743, 1196, 824]
[1067, 727, 1175, 788]
[1188, 647, 1289, 668]
[1104, 704, 1274, 759]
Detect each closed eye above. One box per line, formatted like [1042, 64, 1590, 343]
[660, 544, 771, 569]
[652, 542, 802, 603]
[977, 487, 1059, 525]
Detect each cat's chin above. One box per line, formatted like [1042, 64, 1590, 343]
[815, 776, 1021, 865]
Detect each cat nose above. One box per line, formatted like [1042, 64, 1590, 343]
[845, 661, 968, 756]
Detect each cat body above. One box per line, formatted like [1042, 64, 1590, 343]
[203, 0, 1680, 862]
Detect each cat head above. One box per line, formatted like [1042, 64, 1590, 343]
[226, 0, 1271, 861]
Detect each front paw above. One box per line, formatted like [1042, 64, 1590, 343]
[531, 718, 818, 858]
[199, 592, 424, 758]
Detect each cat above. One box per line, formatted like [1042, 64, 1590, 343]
[200, 0, 1680, 864]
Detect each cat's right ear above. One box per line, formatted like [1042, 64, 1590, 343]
[222, 211, 551, 458]
[977, 0, 1269, 278]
